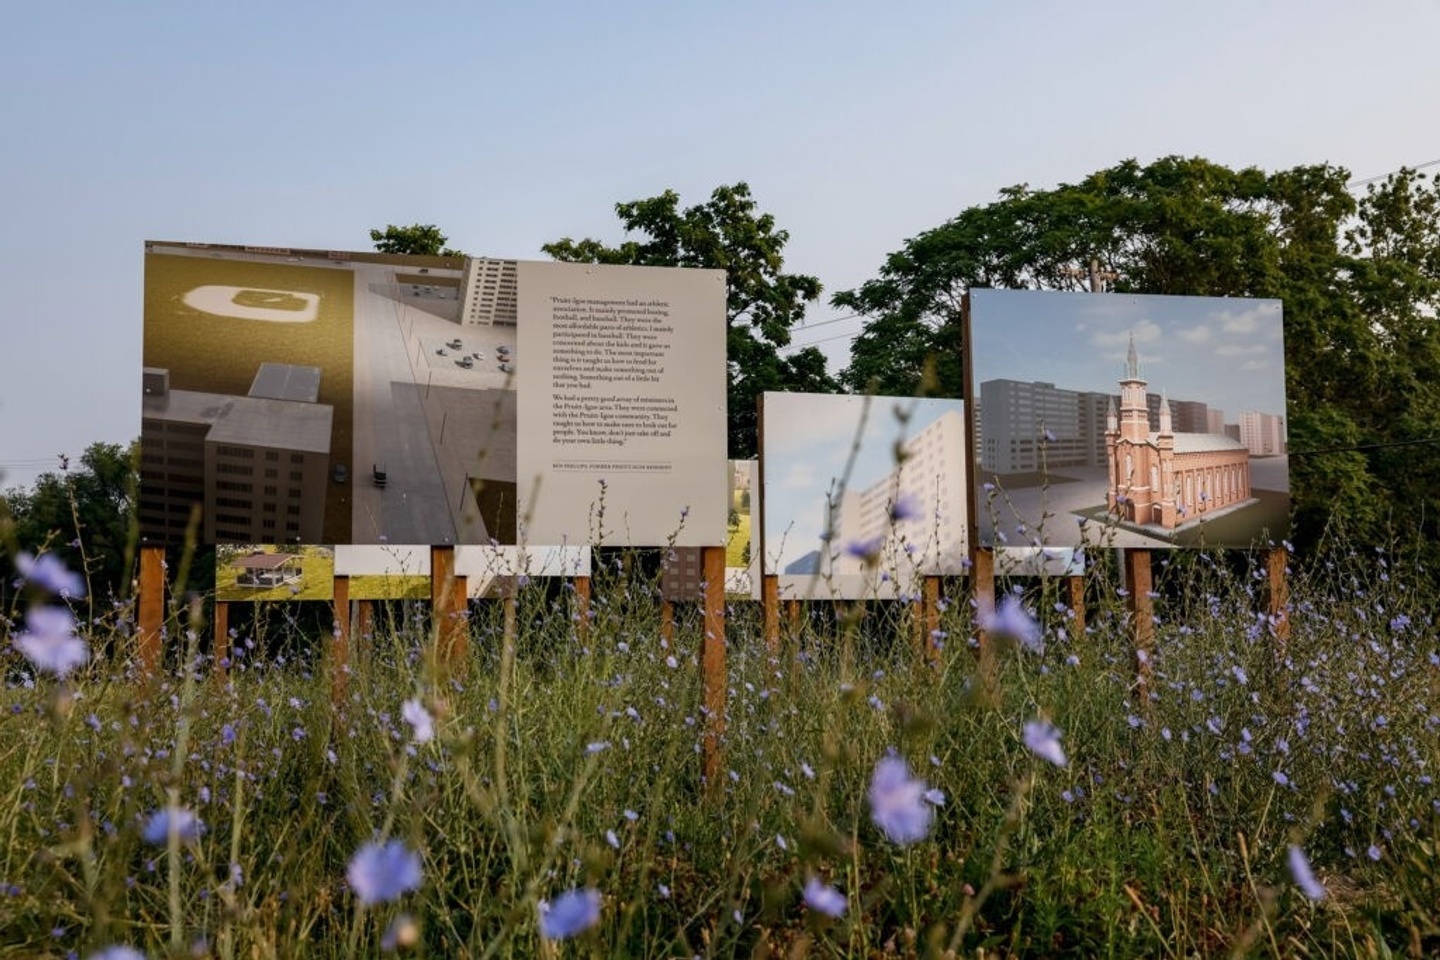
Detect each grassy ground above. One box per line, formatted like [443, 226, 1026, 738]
[346, 574, 430, 600]
[2, 538, 1439, 957]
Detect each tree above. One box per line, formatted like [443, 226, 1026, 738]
[369, 223, 461, 257]
[1, 442, 139, 610]
[835, 156, 1440, 554]
[543, 183, 838, 457]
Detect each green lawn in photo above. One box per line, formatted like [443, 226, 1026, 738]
[347, 574, 430, 600]
[215, 543, 335, 601]
[143, 253, 355, 543]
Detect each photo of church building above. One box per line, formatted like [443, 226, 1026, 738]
[1105, 336, 1253, 529]
[969, 289, 1290, 550]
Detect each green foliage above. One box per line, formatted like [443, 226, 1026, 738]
[369, 223, 461, 257]
[0, 442, 138, 606]
[544, 183, 839, 457]
[837, 156, 1440, 556]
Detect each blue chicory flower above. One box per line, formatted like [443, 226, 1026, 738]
[141, 807, 203, 845]
[539, 887, 602, 939]
[401, 699, 434, 744]
[347, 840, 423, 905]
[14, 606, 89, 677]
[15, 551, 86, 598]
[982, 595, 1044, 654]
[1288, 845, 1325, 900]
[802, 876, 846, 918]
[1023, 720, 1067, 768]
[868, 755, 934, 845]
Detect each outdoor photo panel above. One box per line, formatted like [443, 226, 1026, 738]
[515, 261, 728, 547]
[140, 241, 519, 549]
[761, 393, 969, 601]
[216, 544, 335, 602]
[140, 245, 719, 601]
[969, 289, 1290, 552]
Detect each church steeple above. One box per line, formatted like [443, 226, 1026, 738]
[1126, 334, 1140, 380]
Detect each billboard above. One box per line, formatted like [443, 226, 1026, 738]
[761, 393, 969, 600]
[969, 289, 1289, 550]
[139, 243, 727, 556]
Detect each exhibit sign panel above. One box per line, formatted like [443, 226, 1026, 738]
[516, 261, 728, 547]
[969, 289, 1290, 550]
[139, 243, 728, 560]
[761, 393, 969, 600]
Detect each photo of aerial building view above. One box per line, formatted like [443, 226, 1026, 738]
[969, 289, 1290, 550]
[762, 393, 968, 599]
[140, 242, 519, 546]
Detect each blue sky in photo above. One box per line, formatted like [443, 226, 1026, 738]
[3, 1, 1438, 488]
[971, 290, 1287, 420]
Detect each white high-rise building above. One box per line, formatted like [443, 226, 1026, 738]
[828, 408, 968, 576]
[459, 257, 519, 326]
[1239, 411, 1286, 456]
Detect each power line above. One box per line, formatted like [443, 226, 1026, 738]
[1346, 158, 1440, 189]
[1288, 434, 1440, 457]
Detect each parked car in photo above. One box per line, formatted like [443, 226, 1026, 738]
[373, 463, 388, 488]
[447, 338, 463, 349]
[332, 463, 349, 484]
[457, 355, 474, 369]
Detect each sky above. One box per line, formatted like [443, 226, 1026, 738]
[3, 0, 1438, 491]
[971, 290, 1287, 418]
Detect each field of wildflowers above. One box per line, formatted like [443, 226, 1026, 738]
[3, 534, 1439, 958]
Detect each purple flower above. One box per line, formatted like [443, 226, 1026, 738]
[843, 536, 884, 563]
[15, 551, 86, 598]
[888, 494, 922, 523]
[14, 606, 88, 677]
[141, 807, 203, 845]
[401, 699, 434, 744]
[539, 887, 601, 939]
[87, 948, 146, 960]
[347, 840, 423, 905]
[1023, 720, 1067, 768]
[982, 595, 1043, 654]
[1288, 845, 1325, 900]
[868, 755, 934, 845]
[802, 876, 846, 917]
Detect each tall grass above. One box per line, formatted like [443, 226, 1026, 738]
[1, 537, 1438, 958]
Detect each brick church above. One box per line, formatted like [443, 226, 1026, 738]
[1106, 337, 1251, 529]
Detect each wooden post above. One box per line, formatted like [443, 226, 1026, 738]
[1266, 546, 1290, 644]
[701, 546, 726, 788]
[331, 574, 351, 703]
[573, 576, 591, 642]
[357, 600, 374, 641]
[431, 546, 467, 664]
[972, 548, 999, 705]
[972, 548, 996, 649]
[1124, 548, 1155, 684]
[660, 598, 675, 646]
[917, 576, 942, 663]
[784, 599, 802, 641]
[213, 601, 230, 675]
[138, 545, 165, 676]
[1066, 575, 1086, 637]
[762, 575, 779, 651]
